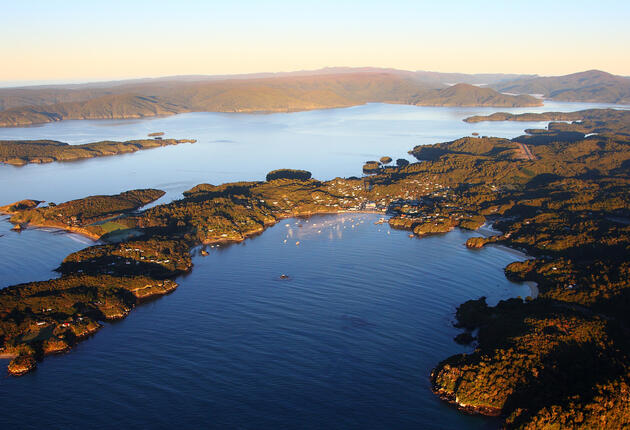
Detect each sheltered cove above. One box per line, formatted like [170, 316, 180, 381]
[2, 109, 630, 427]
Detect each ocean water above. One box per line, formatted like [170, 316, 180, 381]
[0, 101, 624, 205]
[0, 102, 621, 428]
[0, 214, 531, 429]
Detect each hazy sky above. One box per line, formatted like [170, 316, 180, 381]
[2, 0, 629, 83]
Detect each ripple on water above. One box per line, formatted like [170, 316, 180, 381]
[0, 213, 526, 429]
[1, 101, 602, 428]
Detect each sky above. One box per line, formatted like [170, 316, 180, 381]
[1, 0, 629, 84]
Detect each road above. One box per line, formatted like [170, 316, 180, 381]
[517, 142, 536, 161]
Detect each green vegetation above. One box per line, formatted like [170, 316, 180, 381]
[380, 156, 392, 165]
[58, 238, 192, 279]
[0, 138, 196, 166]
[0, 199, 42, 212]
[1, 189, 165, 239]
[2, 107, 630, 427]
[464, 108, 630, 134]
[265, 169, 312, 182]
[363, 161, 381, 174]
[0, 273, 178, 374]
[401, 109, 630, 427]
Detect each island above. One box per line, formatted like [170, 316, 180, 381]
[0, 138, 196, 166]
[1, 108, 629, 428]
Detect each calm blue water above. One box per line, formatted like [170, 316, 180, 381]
[0, 214, 530, 429]
[0, 102, 620, 428]
[0, 101, 624, 205]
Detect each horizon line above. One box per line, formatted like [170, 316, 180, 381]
[0, 66, 624, 90]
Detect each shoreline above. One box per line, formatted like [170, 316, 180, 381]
[0, 198, 536, 379]
[0, 214, 103, 241]
[2, 210, 540, 300]
[0, 352, 18, 359]
[2, 207, 387, 245]
[0, 97, 551, 129]
[473, 222, 538, 298]
[525, 281, 539, 298]
[3, 209, 541, 302]
[0, 138, 196, 166]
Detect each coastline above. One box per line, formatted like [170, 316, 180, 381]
[0, 213, 103, 241]
[2, 207, 541, 307]
[0, 95, 549, 129]
[0, 352, 18, 359]
[0, 192, 540, 380]
[0, 138, 196, 166]
[2, 207, 387, 245]
[524, 280, 539, 298]
[1, 207, 538, 301]
[472, 222, 538, 298]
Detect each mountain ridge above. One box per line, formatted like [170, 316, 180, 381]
[494, 69, 630, 103]
[0, 73, 541, 127]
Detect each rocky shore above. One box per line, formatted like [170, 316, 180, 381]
[430, 366, 503, 417]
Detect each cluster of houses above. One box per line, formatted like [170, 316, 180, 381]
[120, 247, 170, 265]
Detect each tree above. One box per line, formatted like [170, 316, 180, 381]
[362, 161, 380, 174]
[380, 156, 392, 165]
[396, 158, 409, 167]
[265, 169, 312, 181]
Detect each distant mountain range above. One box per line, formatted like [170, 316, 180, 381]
[411, 83, 539, 107]
[493, 70, 630, 104]
[0, 68, 627, 127]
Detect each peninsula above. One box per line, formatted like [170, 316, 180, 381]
[464, 108, 630, 131]
[1, 110, 630, 428]
[0, 137, 196, 166]
[491, 70, 630, 104]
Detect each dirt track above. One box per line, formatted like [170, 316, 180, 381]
[517, 143, 536, 160]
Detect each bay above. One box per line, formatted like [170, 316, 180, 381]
[0, 101, 623, 428]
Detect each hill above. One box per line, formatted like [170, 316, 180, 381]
[0, 67, 535, 111]
[494, 70, 630, 104]
[411, 83, 541, 107]
[0, 73, 541, 127]
[413, 71, 536, 86]
[0, 94, 185, 127]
